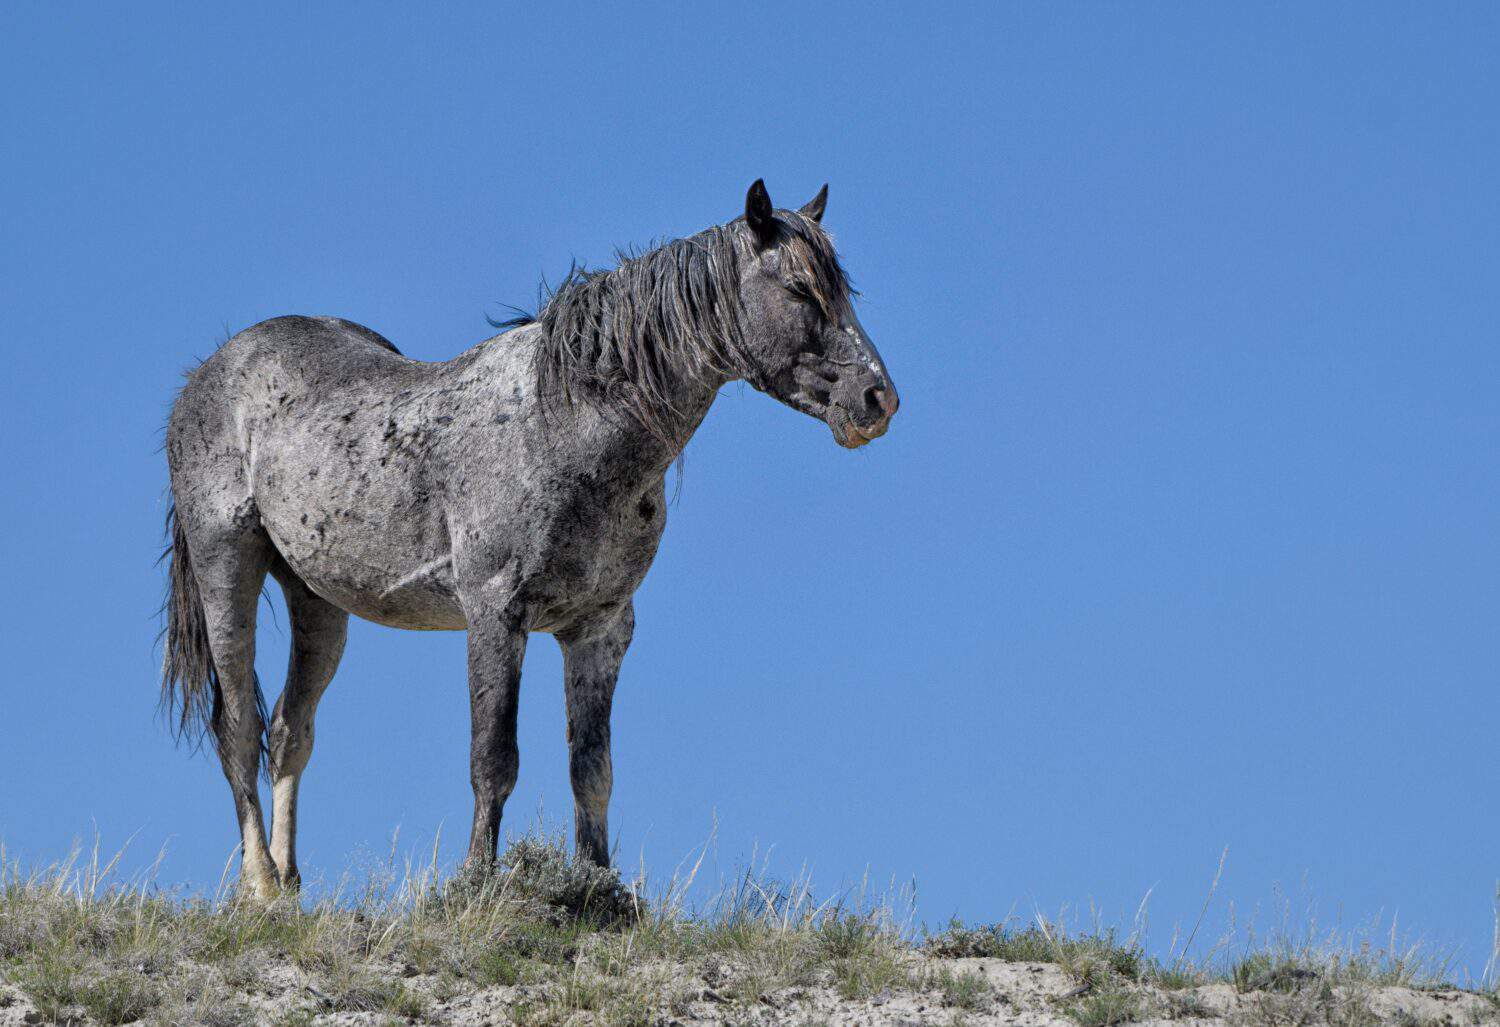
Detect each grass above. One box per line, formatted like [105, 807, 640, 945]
[926, 964, 994, 1010]
[1064, 984, 1143, 1027]
[77, 969, 160, 1024]
[923, 909, 1468, 993]
[920, 903, 1492, 1026]
[0, 836, 1494, 1025]
[924, 918, 1145, 985]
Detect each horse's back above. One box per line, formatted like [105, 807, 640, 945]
[217, 314, 407, 382]
[245, 314, 403, 355]
[174, 314, 412, 437]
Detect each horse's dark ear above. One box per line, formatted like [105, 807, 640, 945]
[745, 179, 777, 247]
[799, 184, 828, 223]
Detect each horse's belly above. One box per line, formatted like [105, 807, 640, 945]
[299, 556, 466, 630]
[262, 511, 466, 630]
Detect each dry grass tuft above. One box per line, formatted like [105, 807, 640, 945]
[0, 836, 1494, 1025]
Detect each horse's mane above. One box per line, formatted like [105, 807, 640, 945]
[497, 210, 853, 444]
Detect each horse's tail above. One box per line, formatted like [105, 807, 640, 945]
[160, 499, 225, 754]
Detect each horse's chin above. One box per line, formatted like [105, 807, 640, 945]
[835, 424, 871, 449]
[826, 407, 885, 449]
[771, 390, 886, 449]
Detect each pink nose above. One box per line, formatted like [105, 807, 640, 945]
[871, 384, 899, 419]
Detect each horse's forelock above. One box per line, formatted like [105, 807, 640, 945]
[774, 212, 855, 319]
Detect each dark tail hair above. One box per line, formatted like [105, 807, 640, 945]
[159, 500, 268, 770]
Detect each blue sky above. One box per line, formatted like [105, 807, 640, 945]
[2, 2, 1496, 974]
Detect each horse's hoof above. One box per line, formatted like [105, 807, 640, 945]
[235, 867, 283, 904]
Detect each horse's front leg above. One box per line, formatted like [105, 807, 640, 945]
[559, 604, 634, 867]
[462, 603, 528, 873]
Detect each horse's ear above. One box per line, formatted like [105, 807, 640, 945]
[799, 183, 828, 223]
[745, 179, 777, 248]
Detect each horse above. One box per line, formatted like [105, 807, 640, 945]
[160, 180, 899, 899]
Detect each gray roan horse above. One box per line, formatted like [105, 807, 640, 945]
[161, 181, 899, 899]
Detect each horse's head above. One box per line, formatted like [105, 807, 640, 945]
[736, 180, 899, 449]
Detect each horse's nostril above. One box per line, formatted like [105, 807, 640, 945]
[867, 385, 898, 419]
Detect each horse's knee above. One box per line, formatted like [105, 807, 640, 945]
[472, 742, 519, 799]
[216, 711, 267, 793]
[568, 743, 612, 812]
[573, 797, 611, 866]
[268, 675, 335, 779]
[268, 719, 314, 778]
[573, 779, 611, 815]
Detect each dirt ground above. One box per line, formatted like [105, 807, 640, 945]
[4, 953, 1495, 1026]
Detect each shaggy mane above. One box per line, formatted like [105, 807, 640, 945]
[497, 210, 853, 444]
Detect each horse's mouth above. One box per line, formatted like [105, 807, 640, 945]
[830, 409, 889, 449]
[837, 422, 871, 448]
[778, 365, 894, 449]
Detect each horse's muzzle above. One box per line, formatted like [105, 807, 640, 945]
[834, 382, 900, 449]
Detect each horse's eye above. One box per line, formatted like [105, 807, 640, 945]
[786, 283, 816, 304]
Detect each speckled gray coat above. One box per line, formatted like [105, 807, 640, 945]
[161, 181, 898, 898]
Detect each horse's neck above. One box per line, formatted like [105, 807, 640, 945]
[564, 376, 718, 484]
[470, 325, 718, 485]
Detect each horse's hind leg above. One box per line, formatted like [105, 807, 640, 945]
[267, 564, 348, 889]
[180, 517, 280, 899]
